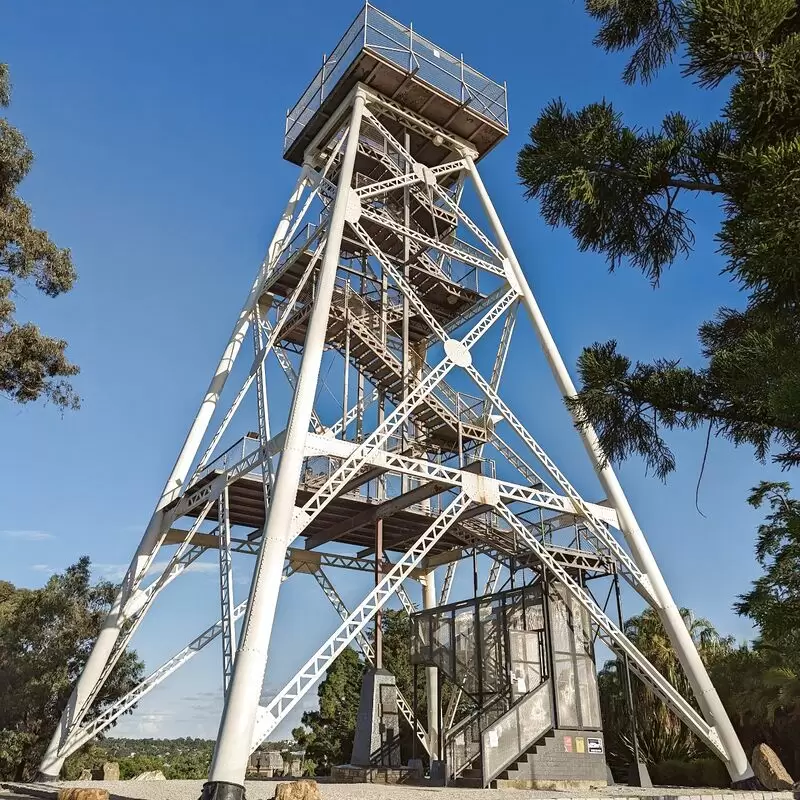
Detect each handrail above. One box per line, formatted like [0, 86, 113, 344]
[445, 692, 507, 781]
[480, 679, 554, 787]
[445, 691, 505, 745]
[284, 4, 508, 152]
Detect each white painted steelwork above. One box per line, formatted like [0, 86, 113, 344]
[42, 5, 752, 791]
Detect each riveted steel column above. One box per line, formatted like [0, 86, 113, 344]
[467, 157, 752, 783]
[203, 91, 367, 796]
[38, 168, 310, 783]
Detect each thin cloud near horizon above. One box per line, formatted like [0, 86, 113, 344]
[2, 529, 55, 541]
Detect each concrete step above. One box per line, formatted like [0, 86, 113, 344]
[460, 768, 482, 780]
[450, 777, 483, 788]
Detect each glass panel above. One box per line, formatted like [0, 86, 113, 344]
[577, 654, 602, 729]
[508, 630, 542, 700]
[555, 653, 579, 727]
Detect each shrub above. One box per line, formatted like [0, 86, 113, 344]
[118, 754, 167, 779]
[651, 758, 729, 787]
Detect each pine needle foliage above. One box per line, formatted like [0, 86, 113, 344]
[518, 1, 800, 477]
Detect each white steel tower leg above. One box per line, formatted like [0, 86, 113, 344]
[203, 91, 367, 795]
[421, 568, 439, 760]
[218, 487, 236, 693]
[37, 169, 310, 782]
[466, 157, 752, 783]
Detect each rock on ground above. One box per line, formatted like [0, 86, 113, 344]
[58, 789, 109, 800]
[129, 772, 166, 781]
[50, 779, 800, 800]
[274, 779, 321, 800]
[90, 763, 119, 782]
[753, 743, 794, 791]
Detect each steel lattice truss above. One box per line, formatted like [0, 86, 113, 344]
[39, 77, 749, 788]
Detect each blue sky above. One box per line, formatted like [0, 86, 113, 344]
[1, 0, 783, 741]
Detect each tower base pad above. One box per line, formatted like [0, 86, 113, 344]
[494, 778, 608, 791]
[331, 764, 423, 784]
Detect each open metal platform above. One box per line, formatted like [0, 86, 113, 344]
[283, 3, 508, 165]
[165, 436, 613, 578]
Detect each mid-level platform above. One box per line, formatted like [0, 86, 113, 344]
[164, 438, 613, 577]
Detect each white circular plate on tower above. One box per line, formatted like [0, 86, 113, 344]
[344, 190, 362, 224]
[444, 338, 472, 368]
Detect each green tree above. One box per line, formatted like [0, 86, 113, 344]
[117, 754, 166, 779]
[62, 742, 110, 781]
[598, 607, 733, 773]
[708, 480, 800, 775]
[709, 640, 800, 777]
[381, 609, 426, 763]
[0, 559, 143, 780]
[735, 481, 800, 640]
[293, 646, 364, 774]
[291, 610, 453, 771]
[163, 749, 213, 779]
[0, 62, 79, 409]
[517, 0, 800, 478]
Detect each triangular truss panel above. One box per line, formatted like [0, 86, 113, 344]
[39, 5, 753, 796]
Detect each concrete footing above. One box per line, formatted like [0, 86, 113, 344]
[330, 764, 422, 784]
[350, 668, 401, 768]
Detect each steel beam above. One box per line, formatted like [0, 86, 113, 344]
[218, 487, 236, 693]
[249, 492, 470, 751]
[206, 96, 367, 790]
[311, 568, 430, 754]
[467, 156, 750, 781]
[305, 461, 481, 550]
[38, 168, 313, 781]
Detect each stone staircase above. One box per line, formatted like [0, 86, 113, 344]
[494, 729, 559, 786]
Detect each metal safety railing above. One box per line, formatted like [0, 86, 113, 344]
[193, 435, 261, 485]
[284, 3, 508, 152]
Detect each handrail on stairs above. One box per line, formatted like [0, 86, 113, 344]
[480, 678, 554, 787]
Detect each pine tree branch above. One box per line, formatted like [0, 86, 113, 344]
[591, 162, 725, 194]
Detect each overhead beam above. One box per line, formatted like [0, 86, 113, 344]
[543, 498, 613, 533]
[334, 445, 420, 497]
[355, 501, 491, 559]
[306, 462, 482, 551]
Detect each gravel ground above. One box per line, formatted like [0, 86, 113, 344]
[47, 780, 796, 800]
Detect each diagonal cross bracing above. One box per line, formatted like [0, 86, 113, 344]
[303, 431, 618, 524]
[466, 363, 654, 601]
[439, 561, 457, 605]
[360, 207, 503, 276]
[44, 52, 752, 788]
[249, 492, 470, 750]
[494, 502, 726, 760]
[59, 599, 250, 760]
[191, 228, 329, 482]
[296, 289, 517, 536]
[311, 568, 430, 754]
[355, 158, 466, 200]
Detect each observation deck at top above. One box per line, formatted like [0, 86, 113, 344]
[283, 3, 509, 165]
